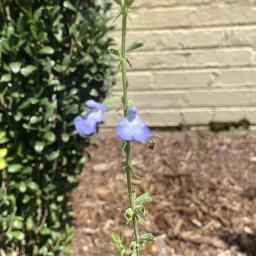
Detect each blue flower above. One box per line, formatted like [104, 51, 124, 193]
[116, 106, 150, 142]
[74, 100, 107, 135]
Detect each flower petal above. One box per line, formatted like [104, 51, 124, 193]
[116, 116, 150, 142]
[131, 117, 150, 142]
[85, 100, 107, 112]
[74, 110, 102, 135]
[87, 109, 104, 123]
[116, 118, 134, 141]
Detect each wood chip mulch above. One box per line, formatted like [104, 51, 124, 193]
[70, 130, 256, 256]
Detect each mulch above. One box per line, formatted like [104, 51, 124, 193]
[70, 130, 256, 256]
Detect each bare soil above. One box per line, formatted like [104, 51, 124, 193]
[70, 130, 256, 256]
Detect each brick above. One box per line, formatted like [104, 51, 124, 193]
[246, 107, 256, 123]
[113, 72, 152, 91]
[132, 0, 186, 8]
[187, 89, 251, 107]
[215, 69, 256, 87]
[181, 109, 213, 125]
[212, 108, 246, 122]
[127, 89, 255, 109]
[152, 71, 213, 89]
[224, 28, 256, 47]
[112, 29, 226, 51]
[130, 49, 252, 70]
[113, 27, 256, 51]
[115, 6, 256, 30]
[128, 91, 187, 109]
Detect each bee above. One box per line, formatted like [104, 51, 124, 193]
[146, 135, 161, 150]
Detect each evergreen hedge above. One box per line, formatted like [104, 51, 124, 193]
[0, 0, 114, 255]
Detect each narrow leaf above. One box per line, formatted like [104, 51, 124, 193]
[109, 48, 120, 57]
[139, 233, 155, 244]
[63, 1, 76, 11]
[127, 40, 144, 52]
[136, 192, 152, 205]
[39, 47, 54, 55]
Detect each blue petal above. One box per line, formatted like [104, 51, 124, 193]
[116, 118, 134, 141]
[127, 106, 138, 121]
[74, 115, 96, 135]
[87, 109, 104, 123]
[116, 117, 150, 142]
[133, 120, 150, 142]
[85, 100, 107, 112]
[74, 109, 104, 135]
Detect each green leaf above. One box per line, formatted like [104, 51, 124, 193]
[19, 182, 27, 193]
[21, 65, 37, 76]
[26, 217, 34, 231]
[44, 131, 56, 143]
[40, 227, 51, 236]
[135, 206, 145, 217]
[34, 141, 45, 153]
[0, 131, 6, 140]
[90, 88, 99, 97]
[127, 40, 144, 53]
[61, 133, 70, 143]
[10, 62, 22, 73]
[14, 112, 23, 121]
[63, 1, 76, 11]
[127, 99, 134, 108]
[0, 148, 8, 158]
[0, 74, 11, 83]
[0, 158, 7, 170]
[103, 96, 120, 108]
[29, 116, 39, 124]
[108, 48, 120, 57]
[46, 150, 60, 161]
[15, 0, 31, 13]
[136, 192, 152, 205]
[131, 190, 136, 205]
[39, 47, 54, 55]
[8, 164, 22, 173]
[13, 231, 25, 240]
[139, 233, 155, 245]
[13, 219, 24, 229]
[124, 207, 134, 223]
[27, 181, 39, 191]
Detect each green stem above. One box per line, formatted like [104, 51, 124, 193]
[120, 3, 140, 256]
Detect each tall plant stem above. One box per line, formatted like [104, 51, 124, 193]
[120, 4, 140, 256]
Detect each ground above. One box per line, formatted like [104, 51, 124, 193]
[70, 130, 256, 256]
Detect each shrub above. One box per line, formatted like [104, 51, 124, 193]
[0, 0, 114, 255]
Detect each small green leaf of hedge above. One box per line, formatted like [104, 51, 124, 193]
[0, 0, 114, 255]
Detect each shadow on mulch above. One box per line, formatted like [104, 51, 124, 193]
[220, 232, 256, 256]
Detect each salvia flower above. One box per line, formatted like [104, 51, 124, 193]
[74, 100, 107, 135]
[116, 106, 150, 142]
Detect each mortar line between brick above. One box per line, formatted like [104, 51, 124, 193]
[125, 67, 256, 74]
[114, 23, 256, 32]
[126, 65, 256, 72]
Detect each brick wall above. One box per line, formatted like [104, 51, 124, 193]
[105, 0, 256, 127]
